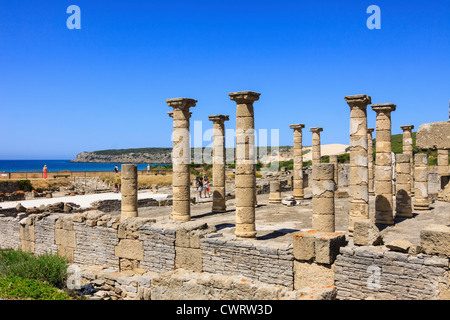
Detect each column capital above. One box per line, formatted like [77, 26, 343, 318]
[290, 124, 306, 130]
[208, 115, 230, 123]
[344, 94, 372, 108]
[400, 125, 414, 131]
[166, 98, 197, 110]
[310, 127, 323, 133]
[368, 128, 375, 134]
[371, 103, 396, 113]
[228, 91, 261, 103]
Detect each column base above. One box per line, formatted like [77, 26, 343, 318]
[212, 206, 227, 213]
[374, 215, 394, 225]
[171, 213, 191, 222]
[414, 204, 430, 210]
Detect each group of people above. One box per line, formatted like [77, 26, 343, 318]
[196, 175, 210, 201]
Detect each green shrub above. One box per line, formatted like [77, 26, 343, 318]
[0, 276, 72, 300]
[0, 249, 69, 288]
[17, 180, 32, 192]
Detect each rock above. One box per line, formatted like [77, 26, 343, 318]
[353, 219, 383, 246]
[298, 285, 337, 300]
[281, 196, 297, 206]
[26, 207, 41, 215]
[420, 224, 450, 258]
[44, 202, 64, 213]
[15, 203, 26, 212]
[386, 239, 412, 253]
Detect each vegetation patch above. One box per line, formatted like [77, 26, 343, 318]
[0, 249, 73, 300]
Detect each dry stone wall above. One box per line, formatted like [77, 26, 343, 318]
[1, 210, 449, 300]
[335, 246, 449, 300]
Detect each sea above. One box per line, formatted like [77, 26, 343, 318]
[0, 160, 169, 173]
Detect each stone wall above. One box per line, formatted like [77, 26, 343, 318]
[334, 246, 449, 300]
[1, 210, 449, 300]
[201, 234, 294, 287]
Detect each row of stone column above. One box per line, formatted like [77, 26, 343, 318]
[343, 95, 434, 235]
[164, 92, 260, 238]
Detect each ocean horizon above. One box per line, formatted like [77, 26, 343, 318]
[0, 160, 169, 173]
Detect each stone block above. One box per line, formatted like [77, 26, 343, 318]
[115, 239, 144, 261]
[353, 219, 383, 246]
[175, 247, 202, 272]
[420, 224, 450, 257]
[416, 121, 450, 150]
[385, 239, 412, 253]
[314, 232, 346, 265]
[55, 229, 76, 248]
[293, 231, 316, 261]
[293, 261, 334, 290]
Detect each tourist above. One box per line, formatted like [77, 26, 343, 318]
[197, 177, 203, 200]
[114, 183, 119, 193]
[43, 165, 48, 179]
[114, 165, 119, 173]
[203, 176, 210, 198]
[146, 164, 150, 174]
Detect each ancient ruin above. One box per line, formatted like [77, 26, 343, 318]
[229, 91, 260, 239]
[345, 94, 370, 234]
[208, 115, 230, 213]
[372, 103, 396, 225]
[395, 154, 412, 217]
[311, 163, 335, 232]
[1, 92, 449, 301]
[400, 125, 415, 193]
[309, 127, 323, 165]
[367, 128, 375, 195]
[121, 164, 138, 218]
[414, 153, 430, 210]
[290, 124, 306, 200]
[167, 98, 197, 222]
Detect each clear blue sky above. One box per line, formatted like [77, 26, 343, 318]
[1, 0, 449, 160]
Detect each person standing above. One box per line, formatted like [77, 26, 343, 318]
[146, 164, 150, 174]
[114, 165, 119, 174]
[196, 177, 203, 201]
[43, 165, 48, 179]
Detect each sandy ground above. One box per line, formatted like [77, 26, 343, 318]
[302, 144, 349, 161]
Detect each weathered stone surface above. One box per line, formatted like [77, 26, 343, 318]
[293, 231, 315, 261]
[386, 239, 413, 253]
[115, 239, 144, 261]
[416, 121, 450, 150]
[353, 219, 383, 246]
[420, 224, 450, 257]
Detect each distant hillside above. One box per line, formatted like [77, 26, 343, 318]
[72, 148, 173, 164]
[72, 133, 445, 165]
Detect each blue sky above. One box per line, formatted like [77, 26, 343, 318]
[0, 0, 449, 160]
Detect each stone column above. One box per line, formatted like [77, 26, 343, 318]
[208, 115, 230, 213]
[372, 103, 396, 225]
[345, 94, 371, 234]
[269, 180, 282, 203]
[395, 154, 412, 218]
[290, 124, 305, 200]
[312, 163, 335, 233]
[310, 128, 323, 165]
[414, 153, 430, 210]
[121, 164, 138, 218]
[437, 149, 449, 178]
[166, 98, 197, 222]
[401, 125, 415, 194]
[229, 91, 260, 239]
[368, 128, 375, 195]
[329, 155, 338, 189]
